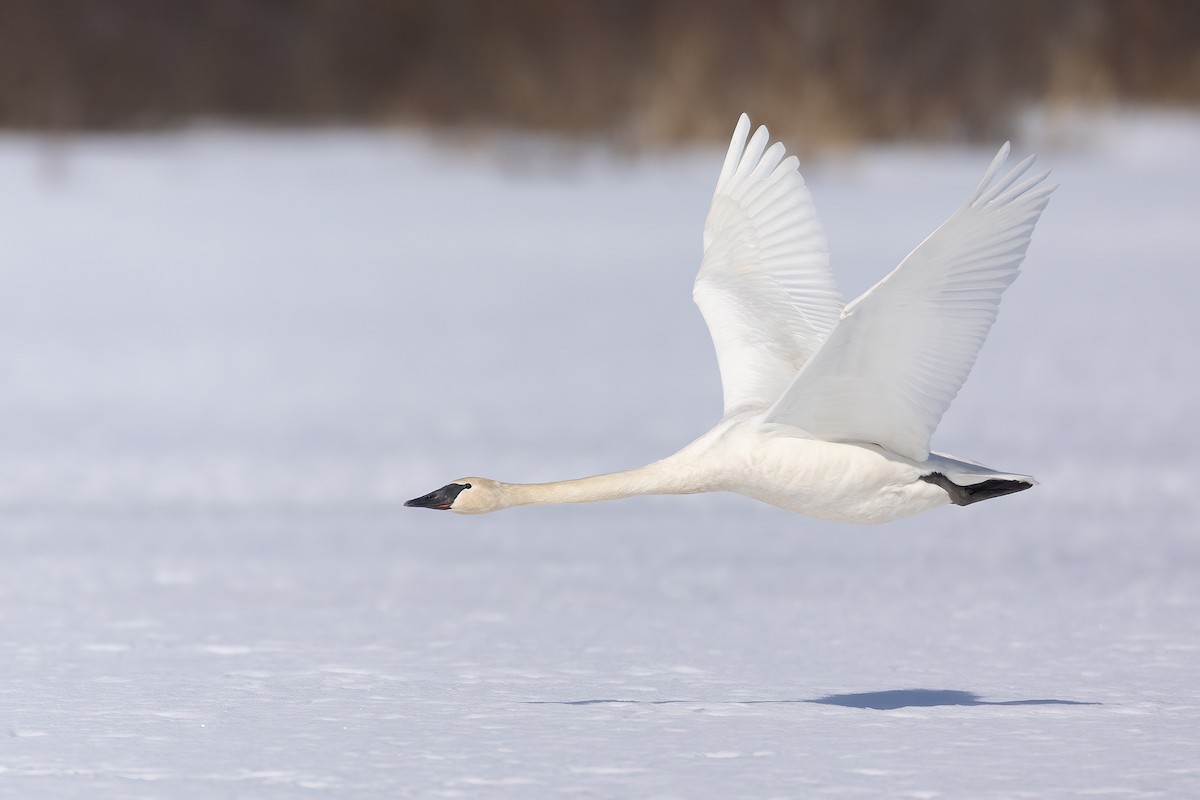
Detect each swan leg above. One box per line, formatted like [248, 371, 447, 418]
[919, 472, 1033, 507]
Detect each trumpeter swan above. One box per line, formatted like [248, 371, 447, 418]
[408, 115, 1054, 523]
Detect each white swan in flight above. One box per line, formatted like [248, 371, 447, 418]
[408, 115, 1054, 523]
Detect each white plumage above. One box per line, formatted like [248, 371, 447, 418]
[407, 115, 1054, 523]
[762, 140, 1053, 461]
[696, 114, 843, 415]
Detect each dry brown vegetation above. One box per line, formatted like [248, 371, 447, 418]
[1, 0, 1198, 145]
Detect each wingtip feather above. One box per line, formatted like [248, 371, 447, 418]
[983, 142, 1012, 181]
[977, 153, 1038, 206]
[716, 114, 754, 192]
[735, 125, 771, 180]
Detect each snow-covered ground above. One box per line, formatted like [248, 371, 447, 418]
[0, 111, 1196, 798]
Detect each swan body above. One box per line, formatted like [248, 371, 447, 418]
[408, 115, 1054, 524]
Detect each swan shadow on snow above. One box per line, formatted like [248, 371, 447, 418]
[804, 689, 1100, 710]
[526, 689, 1099, 710]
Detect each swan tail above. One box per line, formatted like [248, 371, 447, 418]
[920, 452, 1036, 507]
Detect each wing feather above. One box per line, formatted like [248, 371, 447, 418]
[695, 115, 843, 415]
[765, 143, 1054, 461]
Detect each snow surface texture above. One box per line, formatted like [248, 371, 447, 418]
[0, 112, 1197, 798]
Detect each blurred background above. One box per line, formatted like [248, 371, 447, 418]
[1, 4, 1199, 796]
[2, 0, 1199, 146]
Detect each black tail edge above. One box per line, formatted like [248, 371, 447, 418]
[920, 472, 1034, 507]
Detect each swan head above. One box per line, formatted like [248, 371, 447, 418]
[404, 478, 505, 514]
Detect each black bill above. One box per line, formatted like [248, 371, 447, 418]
[404, 482, 470, 510]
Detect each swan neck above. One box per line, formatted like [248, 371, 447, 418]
[502, 461, 693, 508]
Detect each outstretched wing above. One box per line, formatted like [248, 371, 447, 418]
[695, 114, 843, 415]
[766, 143, 1055, 462]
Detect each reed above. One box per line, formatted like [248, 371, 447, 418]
[1, 0, 1197, 145]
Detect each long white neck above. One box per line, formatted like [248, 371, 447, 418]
[498, 460, 702, 509]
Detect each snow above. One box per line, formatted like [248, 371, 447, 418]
[0, 112, 1197, 797]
